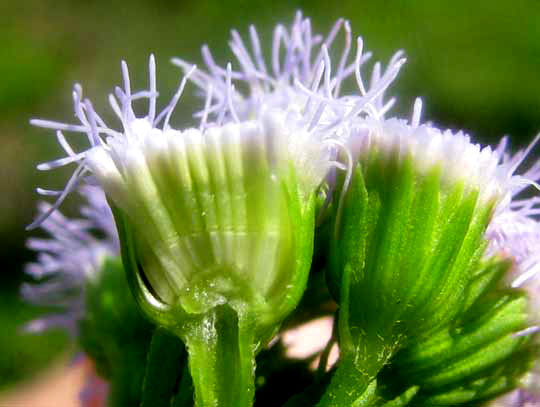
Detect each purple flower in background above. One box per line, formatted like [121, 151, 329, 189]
[486, 136, 540, 296]
[484, 136, 540, 405]
[22, 186, 118, 335]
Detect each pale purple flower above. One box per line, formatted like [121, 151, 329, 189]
[22, 186, 118, 335]
[486, 136, 540, 293]
[484, 136, 540, 405]
[494, 389, 540, 407]
[173, 11, 404, 130]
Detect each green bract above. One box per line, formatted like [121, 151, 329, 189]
[378, 258, 538, 406]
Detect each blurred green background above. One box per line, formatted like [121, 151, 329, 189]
[2, 0, 540, 392]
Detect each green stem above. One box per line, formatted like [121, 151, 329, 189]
[317, 334, 397, 407]
[179, 305, 256, 407]
[317, 245, 399, 407]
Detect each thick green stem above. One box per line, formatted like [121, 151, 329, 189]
[318, 248, 399, 407]
[317, 333, 398, 407]
[179, 305, 256, 407]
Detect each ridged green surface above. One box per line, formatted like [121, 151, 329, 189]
[321, 146, 496, 405]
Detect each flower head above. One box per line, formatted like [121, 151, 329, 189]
[486, 136, 540, 288]
[22, 186, 118, 335]
[318, 84, 540, 403]
[28, 12, 407, 324]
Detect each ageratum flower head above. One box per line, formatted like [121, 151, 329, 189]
[22, 186, 118, 336]
[368, 131, 540, 405]
[319, 89, 540, 403]
[31, 57, 322, 329]
[327, 95, 540, 332]
[24, 186, 156, 406]
[486, 135, 540, 299]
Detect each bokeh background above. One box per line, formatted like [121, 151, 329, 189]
[2, 0, 540, 401]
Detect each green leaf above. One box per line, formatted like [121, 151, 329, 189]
[78, 257, 154, 407]
[141, 328, 187, 407]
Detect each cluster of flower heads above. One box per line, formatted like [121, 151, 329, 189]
[26, 11, 540, 403]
